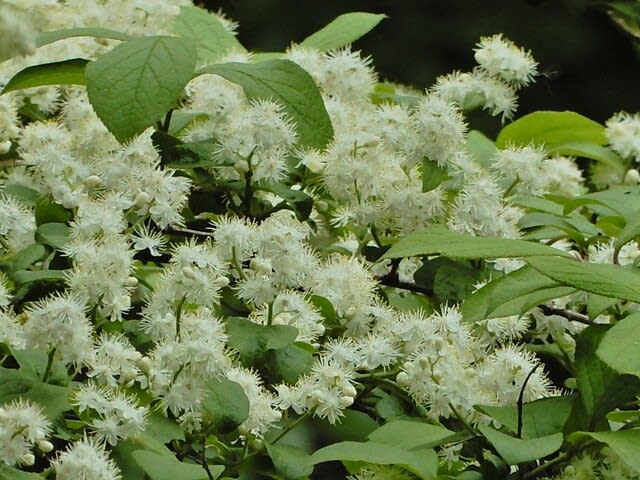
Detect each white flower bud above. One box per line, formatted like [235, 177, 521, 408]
[235, 159, 249, 173]
[625, 168, 640, 184]
[38, 440, 54, 452]
[0, 140, 11, 154]
[134, 191, 151, 208]
[124, 276, 139, 288]
[339, 396, 355, 408]
[315, 200, 329, 212]
[85, 175, 101, 188]
[138, 356, 152, 374]
[250, 257, 271, 274]
[212, 276, 230, 288]
[396, 372, 410, 387]
[182, 266, 197, 280]
[20, 453, 35, 466]
[341, 383, 357, 398]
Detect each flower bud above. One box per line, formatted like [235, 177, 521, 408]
[134, 191, 151, 208]
[625, 168, 640, 185]
[396, 372, 410, 387]
[37, 440, 54, 452]
[85, 175, 101, 188]
[20, 453, 35, 466]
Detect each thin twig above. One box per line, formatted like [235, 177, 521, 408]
[537, 305, 591, 325]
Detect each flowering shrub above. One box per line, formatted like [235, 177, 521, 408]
[1, 2, 640, 479]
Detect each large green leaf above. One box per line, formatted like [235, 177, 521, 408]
[461, 265, 575, 322]
[132, 450, 221, 480]
[464, 129, 497, 168]
[9, 269, 68, 288]
[174, 6, 245, 62]
[381, 225, 570, 261]
[367, 420, 455, 449]
[546, 141, 625, 177]
[0, 465, 41, 479]
[0, 367, 71, 420]
[527, 256, 640, 303]
[86, 36, 197, 142]
[226, 316, 298, 366]
[35, 222, 70, 249]
[299, 12, 387, 51]
[311, 441, 437, 479]
[202, 377, 250, 434]
[598, 312, 640, 378]
[562, 186, 640, 220]
[1, 59, 88, 94]
[496, 111, 605, 149]
[568, 430, 640, 473]
[36, 28, 132, 47]
[574, 325, 640, 431]
[196, 60, 333, 149]
[478, 425, 563, 465]
[265, 442, 313, 479]
[475, 396, 573, 439]
[615, 208, 640, 253]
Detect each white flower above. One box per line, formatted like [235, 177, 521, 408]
[0, 399, 51, 467]
[131, 223, 167, 256]
[605, 111, 640, 162]
[52, 435, 122, 480]
[474, 34, 538, 87]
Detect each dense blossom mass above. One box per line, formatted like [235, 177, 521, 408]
[0, 1, 639, 479]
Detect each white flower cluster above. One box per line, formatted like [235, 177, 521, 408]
[0, 1, 603, 475]
[0, 399, 52, 467]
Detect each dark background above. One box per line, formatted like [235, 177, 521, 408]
[202, 0, 640, 136]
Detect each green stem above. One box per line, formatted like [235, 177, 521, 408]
[175, 295, 187, 340]
[266, 302, 274, 326]
[42, 347, 56, 383]
[448, 402, 477, 438]
[201, 433, 215, 480]
[270, 412, 312, 444]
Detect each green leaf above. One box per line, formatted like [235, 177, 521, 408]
[12, 348, 69, 385]
[475, 396, 573, 439]
[367, 420, 455, 449]
[35, 222, 70, 249]
[37, 27, 132, 47]
[432, 260, 478, 303]
[266, 342, 314, 383]
[265, 442, 314, 479]
[86, 36, 197, 142]
[299, 12, 387, 51]
[586, 293, 620, 319]
[546, 141, 625, 176]
[461, 265, 576, 322]
[174, 6, 245, 62]
[35, 194, 72, 225]
[202, 377, 250, 434]
[562, 186, 640, 220]
[477, 425, 563, 465]
[464, 130, 497, 168]
[382, 224, 570, 261]
[196, 60, 333, 149]
[132, 450, 219, 480]
[0, 464, 41, 479]
[527, 256, 640, 303]
[311, 441, 437, 479]
[1, 59, 87, 94]
[9, 269, 67, 287]
[597, 312, 640, 378]
[615, 208, 640, 253]
[0, 367, 71, 420]
[496, 111, 605, 149]
[226, 316, 298, 366]
[1, 185, 39, 206]
[422, 159, 449, 192]
[568, 430, 640, 473]
[575, 325, 640, 430]
[6, 244, 46, 271]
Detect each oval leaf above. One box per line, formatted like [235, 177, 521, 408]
[311, 441, 437, 479]
[597, 312, 640, 378]
[381, 224, 570, 261]
[265, 443, 313, 479]
[86, 36, 197, 142]
[299, 12, 387, 51]
[202, 377, 250, 434]
[478, 425, 563, 465]
[196, 60, 333, 149]
[496, 111, 605, 149]
[367, 420, 455, 449]
[132, 450, 218, 480]
[174, 6, 246, 62]
[37, 28, 132, 47]
[2, 59, 88, 94]
[527, 256, 640, 303]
